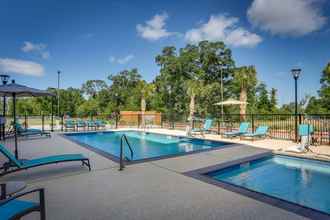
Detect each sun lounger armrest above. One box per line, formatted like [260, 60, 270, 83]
[0, 188, 44, 206]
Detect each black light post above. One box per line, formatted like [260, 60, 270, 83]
[57, 70, 61, 117]
[0, 74, 10, 140]
[115, 93, 119, 129]
[291, 68, 301, 142]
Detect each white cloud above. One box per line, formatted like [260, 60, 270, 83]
[0, 58, 44, 76]
[185, 15, 262, 47]
[21, 41, 50, 59]
[109, 54, 134, 64]
[137, 13, 175, 41]
[247, 0, 327, 36]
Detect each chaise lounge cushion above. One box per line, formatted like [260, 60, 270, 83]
[21, 154, 87, 168]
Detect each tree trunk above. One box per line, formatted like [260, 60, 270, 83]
[240, 87, 247, 121]
[188, 93, 195, 135]
[141, 97, 146, 128]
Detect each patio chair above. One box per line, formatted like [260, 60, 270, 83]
[95, 120, 106, 130]
[86, 120, 96, 130]
[287, 124, 314, 153]
[241, 125, 269, 141]
[0, 144, 91, 176]
[76, 119, 86, 131]
[192, 119, 213, 135]
[64, 119, 76, 132]
[0, 188, 46, 220]
[223, 122, 250, 138]
[15, 122, 50, 137]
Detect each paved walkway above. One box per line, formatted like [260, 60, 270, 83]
[0, 130, 319, 220]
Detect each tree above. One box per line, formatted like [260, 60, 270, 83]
[232, 66, 257, 117]
[81, 80, 108, 98]
[108, 68, 142, 113]
[137, 81, 155, 127]
[319, 62, 330, 112]
[270, 88, 278, 113]
[256, 83, 271, 113]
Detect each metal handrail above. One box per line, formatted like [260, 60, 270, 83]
[119, 134, 134, 171]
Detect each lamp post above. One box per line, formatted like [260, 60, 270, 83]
[0, 74, 10, 140]
[57, 70, 61, 117]
[291, 68, 301, 142]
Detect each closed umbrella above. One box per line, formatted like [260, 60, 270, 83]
[0, 80, 55, 159]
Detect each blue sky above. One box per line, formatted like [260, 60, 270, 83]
[0, 0, 329, 105]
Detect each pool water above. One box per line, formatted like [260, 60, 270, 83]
[208, 155, 330, 214]
[65, 131, 229, 161]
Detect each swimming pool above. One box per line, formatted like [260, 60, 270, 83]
[207, 155, 330, 216]
[64, 131, 231, 161]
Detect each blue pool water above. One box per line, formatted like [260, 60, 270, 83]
[65, 131, 229, 161]
[208, 155, 330, 214]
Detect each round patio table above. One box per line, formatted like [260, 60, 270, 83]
[0, 181, 26, 200]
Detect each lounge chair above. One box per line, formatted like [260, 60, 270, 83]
[223, 122, 250, 138]
[86, 120, 96, 130]
[15, 122, 50, 137]
[95, 120, 106, 129]
[0, 187, 45, 220]
[241, 125, 269, 141]
[0, 144, 91, 176]
[76, 119, 86, 131]
[287, 124, 314, 153]
[191, 119, 213, 135]
[64, 119, 76, 131]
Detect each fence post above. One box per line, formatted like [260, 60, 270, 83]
[115, 113, 118, 129]
[24, 112, 28, 129]
[217, 119, 220, 135]
[61, 115, 64, 132]
[251, 114, 255, 132]
[299, 113, 302, 125]
[42, 114, 45, 132]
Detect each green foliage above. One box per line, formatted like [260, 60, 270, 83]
[7, 41, 327, 118]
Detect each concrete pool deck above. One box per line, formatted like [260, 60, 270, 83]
[0, 129, 328, 219]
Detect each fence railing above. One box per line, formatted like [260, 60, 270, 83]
[2, 113, 329, 145]
[161, 114, 330, 145]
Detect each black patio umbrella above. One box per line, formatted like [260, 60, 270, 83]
[0, 80, 55, 159]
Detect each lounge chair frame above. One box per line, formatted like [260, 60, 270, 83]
[0, 188, 45, 220]
[0, 147, 91, 177]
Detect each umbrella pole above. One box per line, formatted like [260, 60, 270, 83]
[13, 93, 18, 159]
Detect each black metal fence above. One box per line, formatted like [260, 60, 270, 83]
[161, 114, 330, 145]
[2, 113, 330, 145]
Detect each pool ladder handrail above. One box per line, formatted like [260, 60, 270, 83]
[119, 134, 134, 171]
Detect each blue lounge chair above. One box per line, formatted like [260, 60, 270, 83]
[192, 119, 213, 134]
[15, 122, 50, 137]
[87, 120, 97, 130]
[223, 122, 250, 138]
[0, 188, 45, 220]
[64, 119, 76, 131]
[242, 125, 269, 141]
[0, 144, 91, 176]
[299, 124, 314, 137]
[95, 120, 106, 129]
[76, 119, 86, 130]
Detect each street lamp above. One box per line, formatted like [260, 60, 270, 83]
[57, 70, 61, 117]
[0, 74, 10, 139]
[291, 68, 301, 142]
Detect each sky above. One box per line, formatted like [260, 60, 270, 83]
[0, 0, 329, 105]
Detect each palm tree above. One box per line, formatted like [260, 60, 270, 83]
[186, 79, 202, 134]
[139, 81, 155, 128]
[233, 66, 257, 119]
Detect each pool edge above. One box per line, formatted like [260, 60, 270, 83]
[183, 152, 330, 220]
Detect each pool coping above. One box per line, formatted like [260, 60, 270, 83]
[59, 130, 242, 165]
[183, 152, 330, 220]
